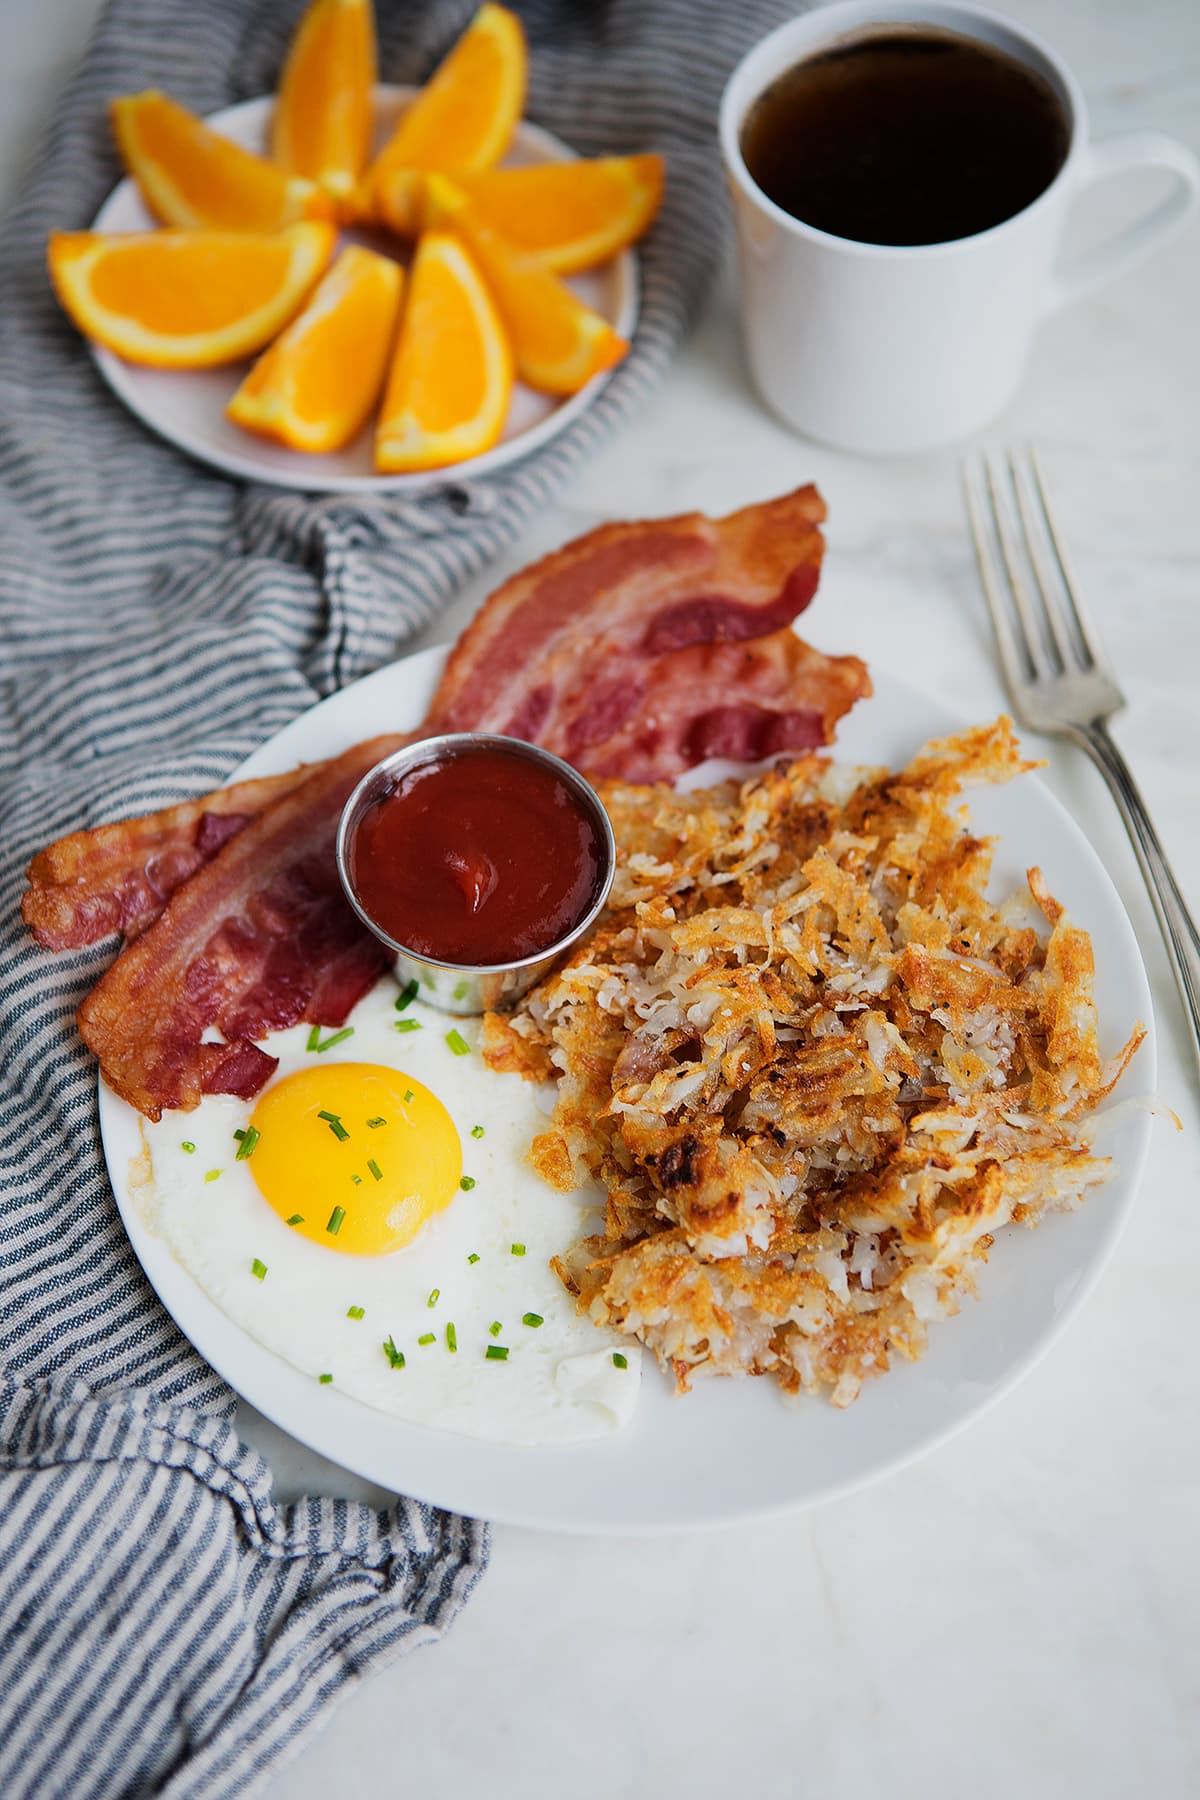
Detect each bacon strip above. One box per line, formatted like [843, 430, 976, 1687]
[26, 489, 831, 957]
[552, 632, 871, 784]
[75, 736, 410, 1119]
[424, 486, 826, 746]
[27, 487, 871, 1121]
[23, 766, 313, 950]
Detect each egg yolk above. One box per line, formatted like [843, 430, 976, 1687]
[247, 1063, 462, 1256]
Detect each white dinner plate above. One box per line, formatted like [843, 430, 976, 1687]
[99, 650, 1156, 1532]
[88, 88, 639, 492]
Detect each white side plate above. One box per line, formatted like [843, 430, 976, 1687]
[89, 89, 639, 493]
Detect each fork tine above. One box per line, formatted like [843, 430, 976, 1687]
[1008, 448, 1076, 673]
[1028, 448, 1110, 674]
[962, 456, 1032, 704]
[983, 453, 1054, 679]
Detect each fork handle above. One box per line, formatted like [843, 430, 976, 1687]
[1072, 720, 1200, 1077]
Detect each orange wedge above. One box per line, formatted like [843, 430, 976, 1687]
[376, 154, 665, 273]
[365, 3, 525, 200]
[375, 231, 512, 473]
[423, 176, 627, 395]
[47, 223, 336, 368]
[227, 246, 402, 452]
[111, 91, 335, 231]
[273, 0, 377, 202]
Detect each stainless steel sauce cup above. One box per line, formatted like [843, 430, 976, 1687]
[335, 733, 616, 1016]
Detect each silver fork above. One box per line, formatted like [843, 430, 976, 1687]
[964, 447, 1200, 1080]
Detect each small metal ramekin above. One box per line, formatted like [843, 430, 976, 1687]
[336, 733, 616, 1016]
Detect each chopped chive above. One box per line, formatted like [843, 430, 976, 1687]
[418, 1332, 435, 1347]
[306, 1025, 321, 1052]
[181, 1141, 196, 1154]
[510, 1243, 525, 1257]
[612, 1352, 628, 1370]
[318, 1373, 333, 1385]
[470, 1124, 485, 1140]
[318, 1109, 349, 1142]
[366, 1116, 387, 1128]
[236, 1125, 260, 1161]
[233, 1128, 245, 1141]
[367, 1158, 382, 1182]
[204, 1170, 221, 1184]
[467, 1253, 480, 1265]
[522, 1313, 543, 1329]
[286, 1213, 304, 1227]
[326, 1205, 346, 1237]
[446, 1322, 457, 1353]
[452, 980, 469, 1001]
[347, 1305, 365, 1321]
[251, 1259, 267, 1281]
[426, 1288, 440, 1309]
[394, 978, 419, 1012]
[459, 1176, 476, 1191]
[382, 1336, 405, 1369]
[315, 1027, 353, 1054]
[351, 1174, 362, 1186]
[489, 1320, 502, 1338]
[393, 1019, 421, 1035]
[485, 1345, 509, 1362]
[446, 1028, 470, 1057]
[403, 1088, 415, 1103]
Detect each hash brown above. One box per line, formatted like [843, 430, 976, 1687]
[484, 719, 1144, 1405]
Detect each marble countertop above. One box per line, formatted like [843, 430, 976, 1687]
[7, 2, 1199, 1796]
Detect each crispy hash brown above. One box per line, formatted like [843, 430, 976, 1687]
[483, 719, 1144, 1406]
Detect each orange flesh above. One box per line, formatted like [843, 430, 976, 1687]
[136, 111, 262, 222]
[375, 231, 512, 469]
[274, 0, 376, 191]
[89, 239, 293, 331]
[48, 225, 336, 368]
[374, 154, 664, 272]
[454, 156, 663, 258]
[231, 248, 401, 438]
[395, 248, 490, 433]
[113, 93, 326, 231]
[424, 183, 627, 393]
[370, 4, 526, 181]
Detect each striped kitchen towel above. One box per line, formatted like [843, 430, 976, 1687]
[0, 0, 802, 1794]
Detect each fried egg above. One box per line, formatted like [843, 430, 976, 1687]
[131, 979, 640, 1445]
[248, 1062, 462, 1256]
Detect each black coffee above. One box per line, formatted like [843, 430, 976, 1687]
[740, 28, 1070, 247]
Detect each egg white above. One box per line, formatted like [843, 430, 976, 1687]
[131, 979, 640, 1445]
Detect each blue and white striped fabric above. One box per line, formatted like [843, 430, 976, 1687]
[0, 0, 801, 1793]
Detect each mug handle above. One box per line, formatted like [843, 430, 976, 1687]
[1044, 132, 1200, 314]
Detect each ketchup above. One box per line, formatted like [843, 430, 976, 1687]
[347, 744, 607, 965]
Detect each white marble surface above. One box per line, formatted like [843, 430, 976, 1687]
[5, 1, 1200, 1796]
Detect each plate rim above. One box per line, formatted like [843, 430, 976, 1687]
[98, 648, 1157, 1533]
[88, 86, 641, 495]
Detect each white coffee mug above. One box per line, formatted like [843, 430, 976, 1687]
[720, 2, 1200, 454]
